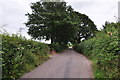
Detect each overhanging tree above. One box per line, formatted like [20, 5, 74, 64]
[26, 1, 97, 44]
[25, 1, 79, 44]
[72, 11, 97, 43]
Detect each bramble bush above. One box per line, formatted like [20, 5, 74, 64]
[73, 22, 120, 78]
[2, 33, 50, 79]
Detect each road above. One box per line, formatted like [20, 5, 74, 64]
[21, 50, 94, 78]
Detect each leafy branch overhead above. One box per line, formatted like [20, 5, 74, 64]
[26, 1, 97, 44]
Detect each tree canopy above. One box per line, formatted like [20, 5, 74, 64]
[72, 11, 97, 43]
[25, 1, 97, 44]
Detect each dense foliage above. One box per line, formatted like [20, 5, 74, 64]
[73, 22, 120, 78]
[48, 43, 67, 52]
[26, 1, 97, 44]
[2, 33, 50, 79]
[72, 12, 97, 43]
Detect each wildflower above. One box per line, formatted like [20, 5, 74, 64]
[107, 32, 112, 36]
[21, 47, 24, 50]
[27, 45, 31, 47]
[16, 48, 20, 50]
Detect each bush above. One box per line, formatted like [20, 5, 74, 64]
[73, 43, 84, 53]
[73, 22, 120, 78]
[2, 33, 50, 79]
[48, 43, 67, 52]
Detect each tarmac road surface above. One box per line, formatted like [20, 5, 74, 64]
[21, 50, 94, 78]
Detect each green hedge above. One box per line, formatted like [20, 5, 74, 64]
[73, 22, 120, 78]
[48, 43, 67, 52]
[1, 34, 50, 79]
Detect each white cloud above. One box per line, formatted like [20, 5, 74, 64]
[66, 0, 119, 2]
[67, 2, 118, 29]
[0, 0, 119, 42]
[1, 0, 40, 38]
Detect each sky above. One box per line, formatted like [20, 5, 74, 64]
[0, 0, 119, 43]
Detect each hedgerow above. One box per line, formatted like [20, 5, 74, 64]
[48, 43, 67, 52]
[1, 33, 50, 79]
[73, 22, 120, 78]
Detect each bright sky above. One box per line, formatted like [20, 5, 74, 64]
[0, 0, 119, 43]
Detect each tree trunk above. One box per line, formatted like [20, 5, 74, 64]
[51, 36, 54, 44]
